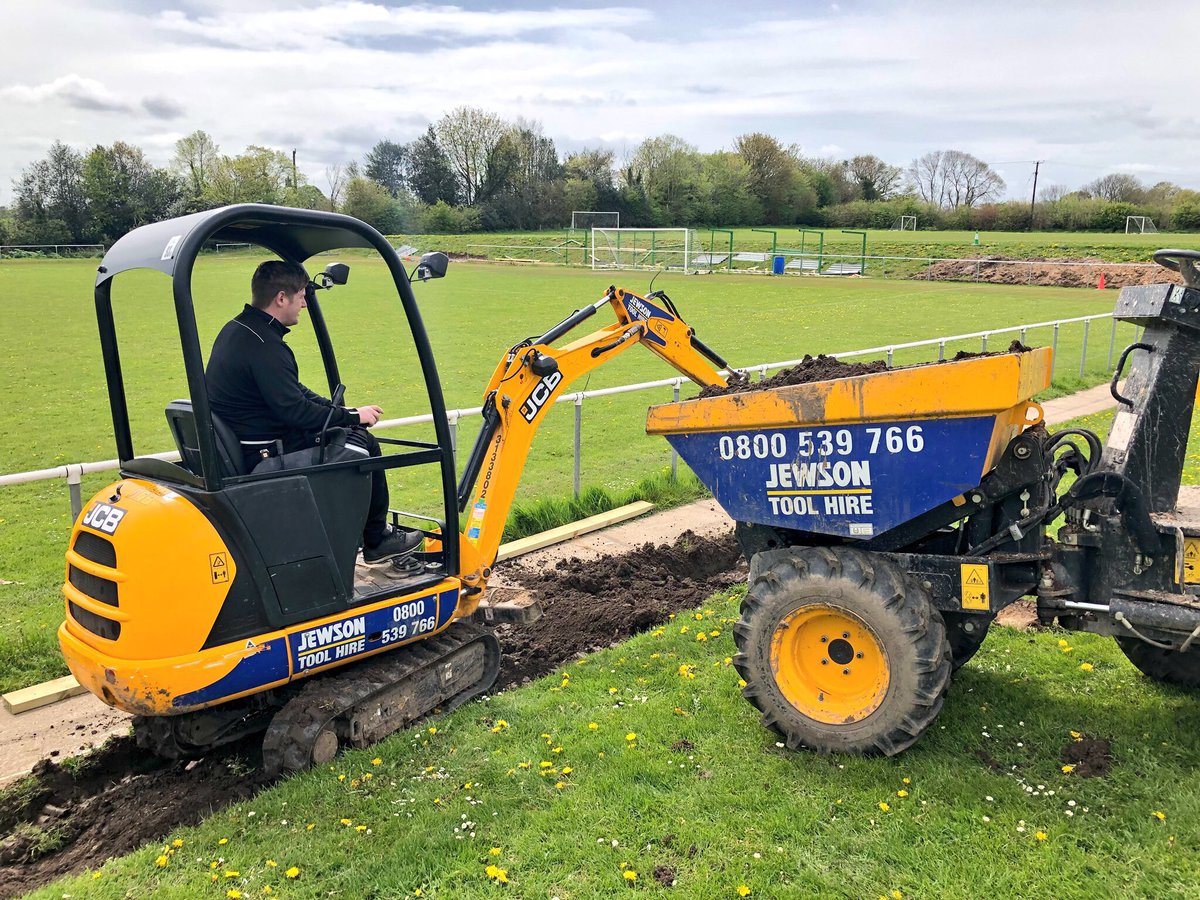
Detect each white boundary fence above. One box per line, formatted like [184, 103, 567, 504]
[1, 312, 1133, 517]
[0, 243, 104, 258]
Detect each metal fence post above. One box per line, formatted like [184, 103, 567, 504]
[1051, 322, 1060, 381]
[1108, 316, 1117, 370]
[447, 411, 459, 463]
[886, 348, 894, 368]
[67, 464, 83, 519]
[1079, 319, 1090, 377]
[938, 341, 945, 362]
[573, 394, 583, 500]
[670, 380, 681, 481]
[1020, 327, 1027, 346]
[981, 334, 988, 353]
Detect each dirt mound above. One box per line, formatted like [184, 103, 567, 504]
[497, 531, 745, 686]
[1060, 736, 1114, 778]
[0, 529, 744, 896]
[698, 341, 1032, 399]
[921, 256, 1181, 289]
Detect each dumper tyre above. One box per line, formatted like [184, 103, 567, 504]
[1115, 637, 1200, 688]
[733, 547, 952, 756]
[943, 613, 992, 672]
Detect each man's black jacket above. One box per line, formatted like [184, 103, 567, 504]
[206, 304, 357, 452]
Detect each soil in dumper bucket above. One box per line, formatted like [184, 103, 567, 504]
[698, 341, 1032, 399]
[0, 529, 743, 897]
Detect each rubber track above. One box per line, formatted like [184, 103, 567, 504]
[262, 621, 500, 776]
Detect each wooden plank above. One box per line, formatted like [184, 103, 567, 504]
[3, 675, 86, 714]
[496, 501, 655, 562]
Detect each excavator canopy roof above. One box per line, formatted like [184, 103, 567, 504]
[96, 204, 376, 285]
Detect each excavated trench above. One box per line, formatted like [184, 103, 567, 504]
[0, 531, 745, 897]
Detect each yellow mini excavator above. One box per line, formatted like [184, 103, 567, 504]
[59, 204, 730, 774]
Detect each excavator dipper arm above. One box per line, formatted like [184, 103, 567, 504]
[454, 286, 729, 589]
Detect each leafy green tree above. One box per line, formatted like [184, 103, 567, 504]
[342, 176, 416, 233]
[407, 127, 458, 206]
[12, 141, 90, 242]
[700, 152, 761, 225]
[628, 135, 705, 226]
[171, 130, 220, 209]
[83, 141, 180, 243]
[364, 140, 409, 198]
[205, 146, 293, 206]
[735, 133, 804, 223]
[435, 107, 507, 205]
[846, 154, 902, 201]
[478, 123, 564, 229]
[564, 148, 621, 219]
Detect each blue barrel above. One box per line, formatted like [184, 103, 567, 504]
[772, 255, 786, 275]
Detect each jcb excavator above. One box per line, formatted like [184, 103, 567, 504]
[59, 204, 729, 774]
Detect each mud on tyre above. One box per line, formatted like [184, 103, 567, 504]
[733, 546, 952, 756]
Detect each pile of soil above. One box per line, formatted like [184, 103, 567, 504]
[1060, 736, 1114, 778]
[699, 341, 1032, 399]
[0, 530, 745, 897]
[921, 256, 1181, 289]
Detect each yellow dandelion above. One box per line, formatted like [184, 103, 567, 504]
[589, 722, 599, 730]
[338, 774, 346, 782]
[555, 781, 565, 790]
[1070, 730, 1083, 740]
[540, 761, 552, 768]
[225, 870, 240, 878]
[172, 838, 184, 848]
[891, 892, 903, 900]
[1079, 662, 1094, 672]
[363, 773, 373, 781]
[552, 746, 563, 754]
[626, 732, 637, 741]
[562, 766, 573, 774]
[679, 664, 696, 679]
[371, 757, 383, 766]
[414, 890, 423, 897]
[680, 626, 689, 633]
[266, 860, 277, 868]
[489, 847, 502, 856]
[228, 891, 243, 900]
[428, 726, 438, 735]
[1153, 811, 1166, 821]
[350, 779, 360, 788]
[1061, 764, 1075, 774]
[1035, 831, 1047, 842]
[341, 818, 353, 826]
[696, 632, 708, 642]
[624, 869, 638, 882]
[92, 872, 102, 880]
[464, 781, 474, 789]
[879, 802, 890, 811]
[519, 761, 531, 769]
[219, 838, 230, 846]
[710, 630, 720, 637]
[155, 855, 169, 868]
[738, 678, 747, 688]
[608, 687, 618, 695]
[211, 862, 219, 870]
[902, 777, 910, 785]
[486, 864, 509, 883]
[263, 888, 274, 895]
[356, 825, 368, 833]
[496, 719, 509, 728]
[306, 823, 315, 831]
[286, 866, 300, 879]
[738, 887, 751, 897]
[1057, 638, 1069, 648]
[897, 790, 908, 798]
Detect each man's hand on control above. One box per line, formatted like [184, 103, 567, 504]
[356, 405, 383, 426]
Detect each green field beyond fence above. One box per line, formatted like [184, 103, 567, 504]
[0, 253, 1140, 693]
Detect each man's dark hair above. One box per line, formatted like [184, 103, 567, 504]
[250, 260, 309, 309]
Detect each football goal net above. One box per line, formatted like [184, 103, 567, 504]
[572, 210, 619, 231]
[891, 215, 917, 231]
[1125, 216, 1157, 234]
[590, 228, 691, 274]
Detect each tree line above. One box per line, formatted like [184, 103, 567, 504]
[4, 106, 1199, 246]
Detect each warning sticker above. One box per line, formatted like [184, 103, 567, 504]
[210, 552, 230, 584]
[960, 563, 990, 610]
[1182, 538, 1200, 585]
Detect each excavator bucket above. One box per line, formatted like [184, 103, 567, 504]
[646, 348, 1052, 539]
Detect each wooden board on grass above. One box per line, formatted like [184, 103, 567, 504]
[3, 675, 86, 714]
[496, 501, 655, 562]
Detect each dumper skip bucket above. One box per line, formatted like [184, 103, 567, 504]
[646, 349, 1052, 539]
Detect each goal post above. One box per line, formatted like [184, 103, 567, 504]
[1125, 216, 1157, 234]
[890, 215, 916, 231]
[571, 210, 619, 231]
[590, 227, 691, 274]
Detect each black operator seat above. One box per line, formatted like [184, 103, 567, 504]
[165, 400, 247, 478]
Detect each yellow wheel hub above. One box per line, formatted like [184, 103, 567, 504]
[769, 604, 889, 724]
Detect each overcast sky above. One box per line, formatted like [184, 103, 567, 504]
[4, 0, 1198, 206]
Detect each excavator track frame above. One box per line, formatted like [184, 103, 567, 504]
[261, 622, 500, 775]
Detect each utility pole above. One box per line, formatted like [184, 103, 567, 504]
[1029, 160, 1041, 230]
[291, 149, 298, 190]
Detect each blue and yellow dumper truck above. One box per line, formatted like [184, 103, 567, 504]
[648, 249, 1200, 756]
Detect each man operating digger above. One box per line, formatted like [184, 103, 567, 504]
[206, 259, 421, 565]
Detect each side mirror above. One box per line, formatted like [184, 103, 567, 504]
[324, 262, 350, 285]
[415, 252, 449, 282]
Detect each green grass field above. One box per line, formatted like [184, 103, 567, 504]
[0, 255, 1137, 692]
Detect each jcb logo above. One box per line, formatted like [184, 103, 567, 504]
[82, 502, 126, 535]
[519, 370, 562, 422]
